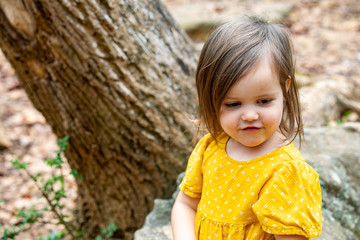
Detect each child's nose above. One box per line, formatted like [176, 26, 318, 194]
[241, 107, 259, 121]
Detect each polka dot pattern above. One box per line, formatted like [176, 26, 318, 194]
[180, 133, 322, 240]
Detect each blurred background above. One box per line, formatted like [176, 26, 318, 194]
[0, 0, 359, 239]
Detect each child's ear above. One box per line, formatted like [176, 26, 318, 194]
[285, 78, 291, 92]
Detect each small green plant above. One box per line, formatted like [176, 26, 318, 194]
[336, 110, 355, 126]
[1, 194, 58, 239]
[1, 136, 118, 240]
[37, 231, 64, 240]
[336, 119, 343, 125]
[95, 222, 119, 240]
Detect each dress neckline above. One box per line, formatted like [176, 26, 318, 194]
[216, 133, 294, 165]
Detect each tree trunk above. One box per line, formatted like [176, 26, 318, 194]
[0, 0, 198, 238]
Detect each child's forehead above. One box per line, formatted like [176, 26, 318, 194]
[223, 56, 282, 97]
[226, 78, 281, 98]
[237, 54, 279, 81]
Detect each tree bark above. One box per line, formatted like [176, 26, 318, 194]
[0, 0, 198, 238]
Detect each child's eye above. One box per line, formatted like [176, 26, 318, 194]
[258, 99, 272, 104]
[224, 102, 241, 107]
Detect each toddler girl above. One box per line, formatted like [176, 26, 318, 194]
[171, 16, 322, 240]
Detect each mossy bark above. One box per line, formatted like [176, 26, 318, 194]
[0, 0, 197, 238]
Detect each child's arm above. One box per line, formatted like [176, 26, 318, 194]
[275, 235, 308, 240]
[171, 191, 200, 240]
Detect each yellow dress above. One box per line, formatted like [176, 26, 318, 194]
[179, 133, 322, 240]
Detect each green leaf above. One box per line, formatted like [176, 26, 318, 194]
[107, 222, 118, 232]
[54, 190, 66, 201]
[50, 176, 64, 186]
[37, 231, 64, 240]
[45, 158, 56, 167]
[342, 110, 352, 117]
[16, 208, 42, 224]
[17, 209, 26, 218]
[45, 157, 63, 168]
[43, 179, 54, 192]
[69, 169, 83, 179]
[57, 135, 69, 152]
[99, 222, 119, 238]
[2, 227, 19, 239]
[10, 159, 28, 170]
[33, 173, 43, 182]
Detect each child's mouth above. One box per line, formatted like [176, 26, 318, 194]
[242, 127, 260, 132]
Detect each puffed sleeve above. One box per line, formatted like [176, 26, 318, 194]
[252, 160, 322, 238]
[179, 133, 213, 198]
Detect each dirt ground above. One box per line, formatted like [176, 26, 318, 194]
[0, 0, 359, 239]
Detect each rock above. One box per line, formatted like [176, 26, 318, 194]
[135, 124, 360, 240]
[336, 80, 360, 115]
[298, 125, 360, 240]
[134, 199, 174, 240]
[300, 79, 360, 127]
[163, 0, 295, 43]
[251, 2, 295, 21]
[300, 81, 344, 127]
[320, 209, 349, 240]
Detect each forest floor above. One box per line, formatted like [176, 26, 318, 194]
[0, 0, 359, 239]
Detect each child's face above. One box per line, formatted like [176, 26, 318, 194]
[219, 56, 285, 149]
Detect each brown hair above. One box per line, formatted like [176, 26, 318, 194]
[195, 15, 303, 145]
